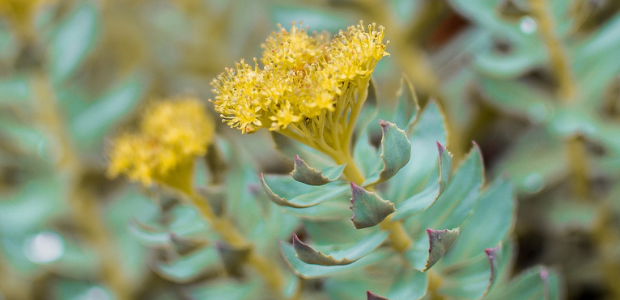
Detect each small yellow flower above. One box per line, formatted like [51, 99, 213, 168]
[210, 21, 388, 142]
[107, 98, 214, 192]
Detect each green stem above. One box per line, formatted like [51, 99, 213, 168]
[428, 270, 446, 300]
[185, 191, 286, 293]
[593, 205, 620, 299]
[565, 136, 589, 200]
[33, 73, 133, 300]
[528, 0, 576, 101]
[329, 137, 413, 253]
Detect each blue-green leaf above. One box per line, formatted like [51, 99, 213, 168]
[403, 228, 460, 271]
[485, 267, 561, 300]
[443, 177, 514, 264]
[261, 174, 349, 208]
[392, 143, 452, 221]
[49, 2, 100, 83]
[350, 183, 396, 229]
[384, 102, 447, 204]
[410, 144, 484, 231]
[292, 231, 388, 266]
[364, 121, 411, 185]
[392, 74, 420, 133]
[291, 155, 345, 185]
[155, 246, 222, 283]
[280, 242, 391, 279]
[283, 194, 351, 221]
[367, 291, 390, 300]
[70, 75, 145, 148]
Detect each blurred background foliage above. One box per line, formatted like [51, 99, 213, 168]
[0, 0, 619, 299]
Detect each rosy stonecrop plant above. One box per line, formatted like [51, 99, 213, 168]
[109, 21, 561, 299]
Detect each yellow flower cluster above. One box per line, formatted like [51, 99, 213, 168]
[210, 21, 388, 134]
[107, 98, 214, 190]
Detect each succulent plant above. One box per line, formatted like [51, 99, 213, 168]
[260, 76, 560, 299]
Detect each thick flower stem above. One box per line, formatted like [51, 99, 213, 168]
[565, 136, 589, 200]
[379, 216, 411, 252]
[186, 191, 285, 293]
[428, 270, 447, 300]
[33, 73, 132, 300]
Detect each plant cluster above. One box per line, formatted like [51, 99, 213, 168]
[0, 0, 619, 299]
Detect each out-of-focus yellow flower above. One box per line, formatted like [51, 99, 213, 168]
[210, 21, 388, 142]
[107, 98, 214, 192]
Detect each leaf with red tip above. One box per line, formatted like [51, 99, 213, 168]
[485, 244, 502, 294]
[290, 155, 345, 185]
[382, 102, 446, 205]
[293, 235, 357, 266]
[485, 266, 561, 300]
[292, 231, 388, 266]
[364, 121, 411, 185]
[424, 228, 460, 271]
[350, 183, 396, 229]
[367, 291, 390, 300]
[392, 74, 420, 133]
[392, 142, 453, 221]
[403, 228, 460, 271]
[260, 174, 349, 208]
[280, 241, 391, 279]
[410, 144, 484, 230]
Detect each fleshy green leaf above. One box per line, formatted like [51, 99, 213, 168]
[49, 2, 100, 83]
[364, 120, 411, 185]
[403, 228, 460, 271]
[167, 205, 212, 243]
[385, 267, 428, 300]
[438, 142, 452, 190]
[425, 228, 460, 271]
[280, 242, 390, 279]
[392, 142, 452, 221]
[70, 75, 145, 149]
[155, 246, 222, 283]
[129, 219, 170, 247]
[216, 242, 252, 276]
[392, 74, 420, 133]
[443, 177, 514, 264]
[282, 194, 351, 221]
[353, 130, 382, 178]
[485, 267, 561, 300]
[409, 144, 484, 231]
[291, 155, 345, 185]
[350, 183, 396, 229]
[367, 291, 390, 300]
[437, 254, 492, 299]
[384, 102, 447, 204]
[188, 279, 261, 300]
[303, 219, 375, 246]
[293, 234, 356, 266]
[485, 245, 502, 293]
[479, 77, 554, 123]
[292, 231, 388, 266]
[260, 174, 349, 208]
